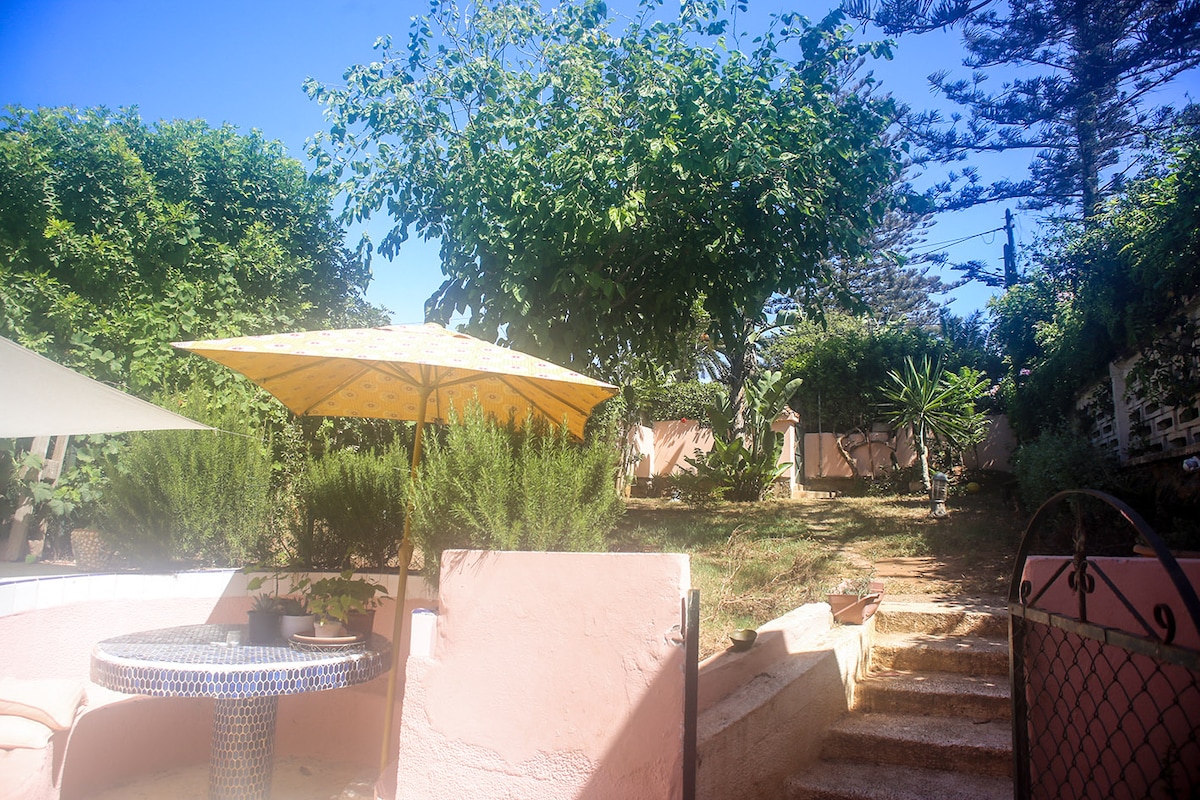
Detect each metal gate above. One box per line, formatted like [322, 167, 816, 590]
[1009, 490, 1200, 799]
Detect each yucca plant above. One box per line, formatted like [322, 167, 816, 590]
[880, 357, 989, 492]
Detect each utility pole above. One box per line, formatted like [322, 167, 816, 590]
[1003, 208, 1018, 288]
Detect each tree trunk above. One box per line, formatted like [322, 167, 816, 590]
[914, 422, 931, 493]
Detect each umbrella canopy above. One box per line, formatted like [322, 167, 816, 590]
[173, 323, 618, 770]
[0, 336, 211, 438]
[172, 323, 615, 439]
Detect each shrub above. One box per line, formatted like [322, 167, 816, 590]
[102, 392, 274, 566]
[687, 370, 800, 502]
[1011, 426, 1120, 511]
[411, 404, 622, 579]
[296, 442, 410, 569]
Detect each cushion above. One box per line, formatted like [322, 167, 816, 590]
[0, 678, 86, 731]
[0, 715, 54, 750]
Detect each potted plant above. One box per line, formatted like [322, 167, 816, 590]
[247, 593, 283, 643]
[826, 574, 885, 625]
[305, 570, 388, 638]
[246, 567, 315, 639]
[278, 594, 316, 639]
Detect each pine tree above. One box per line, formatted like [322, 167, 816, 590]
[847, 0, 1200, 220]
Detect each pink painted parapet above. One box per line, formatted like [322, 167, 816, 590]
[1019, 556, 1200, 798]
[392, 550, 690, 800]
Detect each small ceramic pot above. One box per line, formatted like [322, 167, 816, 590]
[313, 620, 346, 638]
[280, 614, 316, 639]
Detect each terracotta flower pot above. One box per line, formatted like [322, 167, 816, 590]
[827, 586, 884, 625]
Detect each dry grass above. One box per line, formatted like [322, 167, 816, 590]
[610, 484, 1026, 657]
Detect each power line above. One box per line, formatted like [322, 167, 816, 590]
[910, 225, 1006, 256]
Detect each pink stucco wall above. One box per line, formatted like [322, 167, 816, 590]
[963, 414, 1016, 472]
[1019, 556, 1200, 798]
[0, 569, 435, 797]
[647, 420, 714, 477]
[393, 550, 690, 799]
[632, 417, 798, 490]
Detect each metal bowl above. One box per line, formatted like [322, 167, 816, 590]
[729, 628, 757, 651]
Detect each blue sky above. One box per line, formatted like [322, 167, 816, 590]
[3, 0, 1057, 324]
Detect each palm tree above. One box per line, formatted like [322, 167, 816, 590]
[881, 357, 989, 492]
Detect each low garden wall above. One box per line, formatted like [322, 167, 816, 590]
[392, 550, 690, 799]
[696, 603, 872, 800]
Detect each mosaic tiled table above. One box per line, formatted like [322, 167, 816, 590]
[91, 623, 391, 800]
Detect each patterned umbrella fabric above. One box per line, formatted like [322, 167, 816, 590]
[173, 324, 615, 438]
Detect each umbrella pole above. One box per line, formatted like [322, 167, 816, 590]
[379, 389, 430, 774]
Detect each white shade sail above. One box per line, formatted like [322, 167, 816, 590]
[0, 336, 211, 438]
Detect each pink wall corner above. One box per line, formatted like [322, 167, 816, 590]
[631, 425, 655, 479]
[394, 550, 690, 800]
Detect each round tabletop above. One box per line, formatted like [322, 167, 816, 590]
[91, 623, 391, 699]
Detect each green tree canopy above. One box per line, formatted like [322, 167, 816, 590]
[0, 106, 383, 394]
[306, 0, 900, 376]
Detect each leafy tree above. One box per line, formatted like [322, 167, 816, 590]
[776, 174, 958, 327]
[880, 356, 989, 491]
[307, 0, 899, 382]
[0, 106, 383, 395]
[847, 0, 1200, 220]
[0, 106, 392, 563]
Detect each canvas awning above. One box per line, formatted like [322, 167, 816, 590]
[0, 336, 211, 438]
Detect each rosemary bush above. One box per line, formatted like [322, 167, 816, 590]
[412, 404, 622, 579]
[296, 442, 409, 569]
[102, 393, 273, 566]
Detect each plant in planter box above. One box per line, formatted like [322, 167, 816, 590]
[305, 570, 388, 638]
[826, 573, 885, 625]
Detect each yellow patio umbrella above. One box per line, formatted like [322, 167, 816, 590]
[172, 323, 617, 769]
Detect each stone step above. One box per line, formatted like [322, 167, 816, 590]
[873, 598, 1008, 638]
[855, 669, 1011, 721]
[786, 760, 1012, 800]
[820, 711, 1012, 778]
[870, 631, 1009, 676]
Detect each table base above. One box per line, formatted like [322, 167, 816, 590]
[210, 696, 279, 800]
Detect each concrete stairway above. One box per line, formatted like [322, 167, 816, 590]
[785, 598, 1013, 800]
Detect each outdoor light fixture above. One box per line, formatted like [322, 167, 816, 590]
[929, 472, 949, 518]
